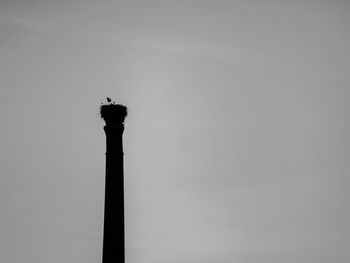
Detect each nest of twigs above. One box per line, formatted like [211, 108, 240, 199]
[100, 102, 128, 125]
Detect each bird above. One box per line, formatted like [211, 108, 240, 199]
[106, 97, 112, 103]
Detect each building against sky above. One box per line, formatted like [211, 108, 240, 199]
[0, 1, 350, 263]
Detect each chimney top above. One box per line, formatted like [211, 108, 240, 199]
[100, 102, 127, 126]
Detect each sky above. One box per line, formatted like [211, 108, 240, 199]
[0, 1, 349, 262]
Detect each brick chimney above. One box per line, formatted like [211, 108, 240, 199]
[100, 101, 127, 263]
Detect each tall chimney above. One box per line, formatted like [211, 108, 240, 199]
[100, 101, 128, 263]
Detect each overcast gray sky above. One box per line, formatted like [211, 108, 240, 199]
[0, 1, 349, 262]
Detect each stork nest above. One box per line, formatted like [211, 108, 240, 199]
[100, 103, 128, 125]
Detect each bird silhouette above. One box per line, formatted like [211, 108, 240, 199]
[107, 97, 112, 103]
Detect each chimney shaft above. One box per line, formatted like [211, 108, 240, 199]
[100, 103, 127, 263]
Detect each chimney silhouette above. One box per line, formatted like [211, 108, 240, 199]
[100, 100, 127, 263]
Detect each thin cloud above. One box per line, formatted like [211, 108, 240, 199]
[0, 7, 275, 65]
[0, 7, 325, 74]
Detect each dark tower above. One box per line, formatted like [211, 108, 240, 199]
[100, 101, 128, 263]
